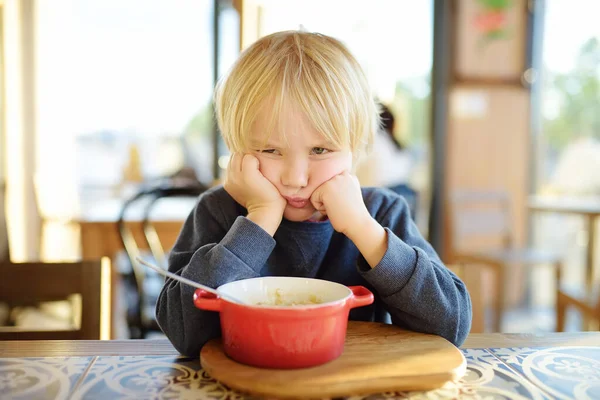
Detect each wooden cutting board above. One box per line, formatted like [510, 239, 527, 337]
[200, 321, 466, 399]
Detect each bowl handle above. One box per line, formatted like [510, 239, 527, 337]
[348, 286, 374, 309]
[193, 289, 223, 312]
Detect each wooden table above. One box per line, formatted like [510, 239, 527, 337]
[76, 197, 196, 339]
[77, 197, 195, 261]
[2, 328, 600, 399]
[529, 195, 600, 292]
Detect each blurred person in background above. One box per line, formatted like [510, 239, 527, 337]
[356, 103, 418, 218]
[356, 103, 414, 189]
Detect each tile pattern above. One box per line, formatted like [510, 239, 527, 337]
[71, 355, 257, 400]
[490, 346, 600, 400]
[344, 349, 549, 400]
[0, 357, 92, 400]
[0, 347, 598, 399]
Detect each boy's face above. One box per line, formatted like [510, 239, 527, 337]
[250, 107, 352, 222]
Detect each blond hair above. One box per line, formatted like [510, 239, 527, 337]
[214, 30, 378, 159]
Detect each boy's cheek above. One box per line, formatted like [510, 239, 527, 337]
[254, 155, 271, 175]
[256, 158, 281, 186]
[315, 159, 352, 185]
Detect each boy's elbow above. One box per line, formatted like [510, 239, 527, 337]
[156, 306, 222, 358]
[430, 286, 472, 347]
[434, 309, 470, 347]
[173, 338, 204, 358]
[157, 317, 210, 358]
[155, 312, 191, 357]
[449, 291, 472, 347]
[448, 312, 471, 347]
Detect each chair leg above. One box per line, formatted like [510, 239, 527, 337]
[555, 261, 564, 332]
[467, 265, 485, 333]
[556, 293, 566, 332]
[493, 265, 505, 332]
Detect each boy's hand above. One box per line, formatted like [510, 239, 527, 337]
[310, 171, 371, 236]
[311, 171, 388, 269]
[224, 153, 286, 235]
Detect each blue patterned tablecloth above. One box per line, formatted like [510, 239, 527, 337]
[1, 346, 599, 399]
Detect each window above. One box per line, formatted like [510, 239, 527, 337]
[534, 0, 600, 196]
[35, 0, 217, 203]
[531, 0, 600, 299]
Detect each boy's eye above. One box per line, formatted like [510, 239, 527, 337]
[311, 147, 330, 155]
[259, 149, 281, 155]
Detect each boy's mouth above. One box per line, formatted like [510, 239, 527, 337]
[284, 196, 309, 209]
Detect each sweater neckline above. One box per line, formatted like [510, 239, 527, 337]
[278, 217, 334, 233]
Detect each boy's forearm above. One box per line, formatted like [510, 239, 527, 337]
[384, 260, 472, 347]
[358, 237, 472, 347]
[346, 216, 388, 268]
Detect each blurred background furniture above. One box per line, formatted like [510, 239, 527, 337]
[449, 190, 563, 332]
[0, 258, 111, 340]
[556, 279, 600, 332]
[78, 199, 196, 262]
[117, 182, 208, 339]
[529, 195, 600, 294]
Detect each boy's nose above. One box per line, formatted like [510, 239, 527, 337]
[281, 159, 308, 189]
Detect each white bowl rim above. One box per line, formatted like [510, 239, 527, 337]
[216, 276, 353, 310]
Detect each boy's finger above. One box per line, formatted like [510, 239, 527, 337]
[310, 187, 324, 210]
[241, 154, 260, 174]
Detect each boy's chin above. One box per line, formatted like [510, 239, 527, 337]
[282, 207, 318, 222]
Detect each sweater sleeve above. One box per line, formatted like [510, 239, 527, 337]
[155, 193, 275, 357]
[357, 193, 472, 347]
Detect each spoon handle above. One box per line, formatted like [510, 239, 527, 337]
[136, 257, 222, 298]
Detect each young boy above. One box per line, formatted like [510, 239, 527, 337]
[156, 30, 471, 357]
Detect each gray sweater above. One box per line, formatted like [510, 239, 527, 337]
[156, 186, 471, 357]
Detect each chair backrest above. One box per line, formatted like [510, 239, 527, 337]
[0, 258, 111, 340]
[117, 182, 207, 338]
[449, 190, 513, 255]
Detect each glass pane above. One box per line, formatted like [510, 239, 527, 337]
[532, 0, 600, 309]
[215, 1, 240, 181]
[37, 0, 216, 202]
[536, 1, 600, 196]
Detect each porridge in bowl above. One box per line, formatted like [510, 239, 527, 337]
[256, 288, 323, 306]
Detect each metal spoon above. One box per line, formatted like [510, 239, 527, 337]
[135, 257, 245, 305]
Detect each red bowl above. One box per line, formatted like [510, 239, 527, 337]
[193, 276, 374, 369]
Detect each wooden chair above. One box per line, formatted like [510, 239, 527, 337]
[117, 183, 206, 339]
[0, 258, 112, 340]
[556, 266, 600, 331]
[449, 190, 563, 332]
